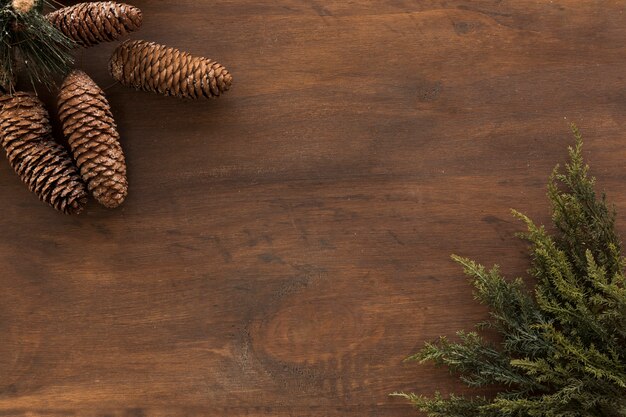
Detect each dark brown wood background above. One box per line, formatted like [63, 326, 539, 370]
[2, 1, 626, 416]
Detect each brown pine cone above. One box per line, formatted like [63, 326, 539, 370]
[109, 40, 233, 99]
[47, 2, 143, 48]
[58, 70, 128, 209]
[0, 92, 87, 214]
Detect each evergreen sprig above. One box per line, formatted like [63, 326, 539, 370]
[0, 0, 74, 92]
[393, 126, 626, 417]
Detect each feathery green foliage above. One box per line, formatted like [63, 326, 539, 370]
[0, 0, 74, 91]
[393, 126, 626, 416]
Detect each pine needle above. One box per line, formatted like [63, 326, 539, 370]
[0, 0, 74, 92]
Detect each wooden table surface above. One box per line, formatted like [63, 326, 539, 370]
[2, 1, 626, 416]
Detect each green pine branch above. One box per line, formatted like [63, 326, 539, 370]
[397, 126, 626, 417]
[0, 0, 74, 91]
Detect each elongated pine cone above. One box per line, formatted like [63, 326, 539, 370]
[58, 70, 128, 208]
[47, 1, 143, 47]
[0, 92, 87, 214]
[109, 40, 233, 99]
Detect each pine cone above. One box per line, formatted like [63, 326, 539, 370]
[58, 70, 128, 208]
[109, 40, 233, 99]
[47, 2, 143, 48]
[0, 92, 87, 214]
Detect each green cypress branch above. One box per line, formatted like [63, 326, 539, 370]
[397, 126, 626, 417]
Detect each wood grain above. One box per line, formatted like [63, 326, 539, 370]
[2, 1, 626, 415]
